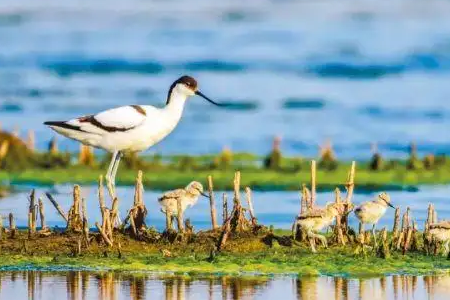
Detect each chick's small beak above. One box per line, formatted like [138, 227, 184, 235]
[200, 191, 209, 198]
[388, 203, 395, 209]
[195, 90, 226, 107]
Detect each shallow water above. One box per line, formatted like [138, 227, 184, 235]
[0, 0, 449, 159]
[0, 271, 450, 300]
[0, 185, 449, 231]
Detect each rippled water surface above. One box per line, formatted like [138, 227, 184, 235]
[0, 0, 449, 158]
[1, 271, 450, 300]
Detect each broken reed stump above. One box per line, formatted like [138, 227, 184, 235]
[38, 198, 47, 230]
[82, 198, 89, 244]
[222, 193, 228, 224]
[124, 170, 148, 237]
[376, 227, 390, 259]
[67, 185, 83, 232]
[95, 222, 113, 247]
[342, 161, 356, 232]
[0, 216, 3, 239]
[229, 171, 249, 232]
[424, 204, 437, 255]
[300, 184, 310, 214]
[28, 189, 37, 235]
[217, 171, 251, 251]
[245, 187, 257, 226]
[9, 213, 16, 238]
[333, 188, 346, 245]
[45, 192, 68, 222]
[392, 207, 400, 238]
[207, 175, 218, 230]
[310, 160, 316, 209]
[396, 208, 411, 251]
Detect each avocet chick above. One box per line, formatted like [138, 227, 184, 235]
[293, 203, 342, 253]
[354, 192, 395, 247]
[429, 221, 450, 255]
[158, 181, 208, 228]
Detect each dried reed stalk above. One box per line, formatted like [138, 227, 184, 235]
[403, 227, 413, 255]
[345, 161, 356, 203]
[217, 222, 231, 251]
[129, 208, 137, 237]
[233, 171, 241, 206]
[300, 184, 309, 214]
[230, 171, 248, 232]
[95, 222, 113, 247]
[342, 161, 356, 231]
[310, 160, 316, 208]
[222, 193, 228, 224]
[392, 207, 400, 238]
[207, 175, 218, 229]
[38, 198, 46, 230]
[245, 187, 257, 226]
[45, 193, 68, 222]
[0, 216, 3, 239]
[28, 189, 36, 234]
[334, 188, 345, 245]
[82, 197, 89, 243]
[9, 213, 16, 238]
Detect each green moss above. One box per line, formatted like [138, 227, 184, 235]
[2, 160, 450, 191]
[1, 232, 450, 277]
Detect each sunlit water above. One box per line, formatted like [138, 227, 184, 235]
[0, 185, 449, 231]
[0, 271, 450, 300]
[0, 0, 449, 159]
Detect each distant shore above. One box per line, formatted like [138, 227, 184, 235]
[1, 160, 448, 192]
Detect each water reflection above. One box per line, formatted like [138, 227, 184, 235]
[0, 271, 450, 300]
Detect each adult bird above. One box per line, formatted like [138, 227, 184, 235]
[354, 192, 395, 247]
[44, 75, 225, 199]
[158, 181, 208, 229]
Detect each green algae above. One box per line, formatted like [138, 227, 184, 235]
[1, 160, 449, 191]
[1, 232, 450, 277]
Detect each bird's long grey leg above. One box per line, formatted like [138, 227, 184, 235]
[110, 151, 123, 197]
[315, 233, 328, 248]
[372, 224, 378, 248]
[307, 230, 317, 253]
[444, 240, 450, 256]
[106, 151, 119, 200]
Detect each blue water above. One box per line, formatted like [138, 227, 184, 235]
[0, 0, 449, 159]
[1, 271, 450, 300]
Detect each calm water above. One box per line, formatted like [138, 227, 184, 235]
[0, 0, 449, 159]
[0, 271, 450, 300]
[0, 185, 449, 231]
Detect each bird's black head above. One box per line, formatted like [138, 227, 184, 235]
[166, 75, 226, 107]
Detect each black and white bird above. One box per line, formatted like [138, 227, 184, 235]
[44, 75, 224, 199]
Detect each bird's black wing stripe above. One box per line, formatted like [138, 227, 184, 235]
[79, 115, 137, 132]
[43, 121, 83, 132]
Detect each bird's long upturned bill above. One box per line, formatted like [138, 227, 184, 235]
[195, 90, 227, 106]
